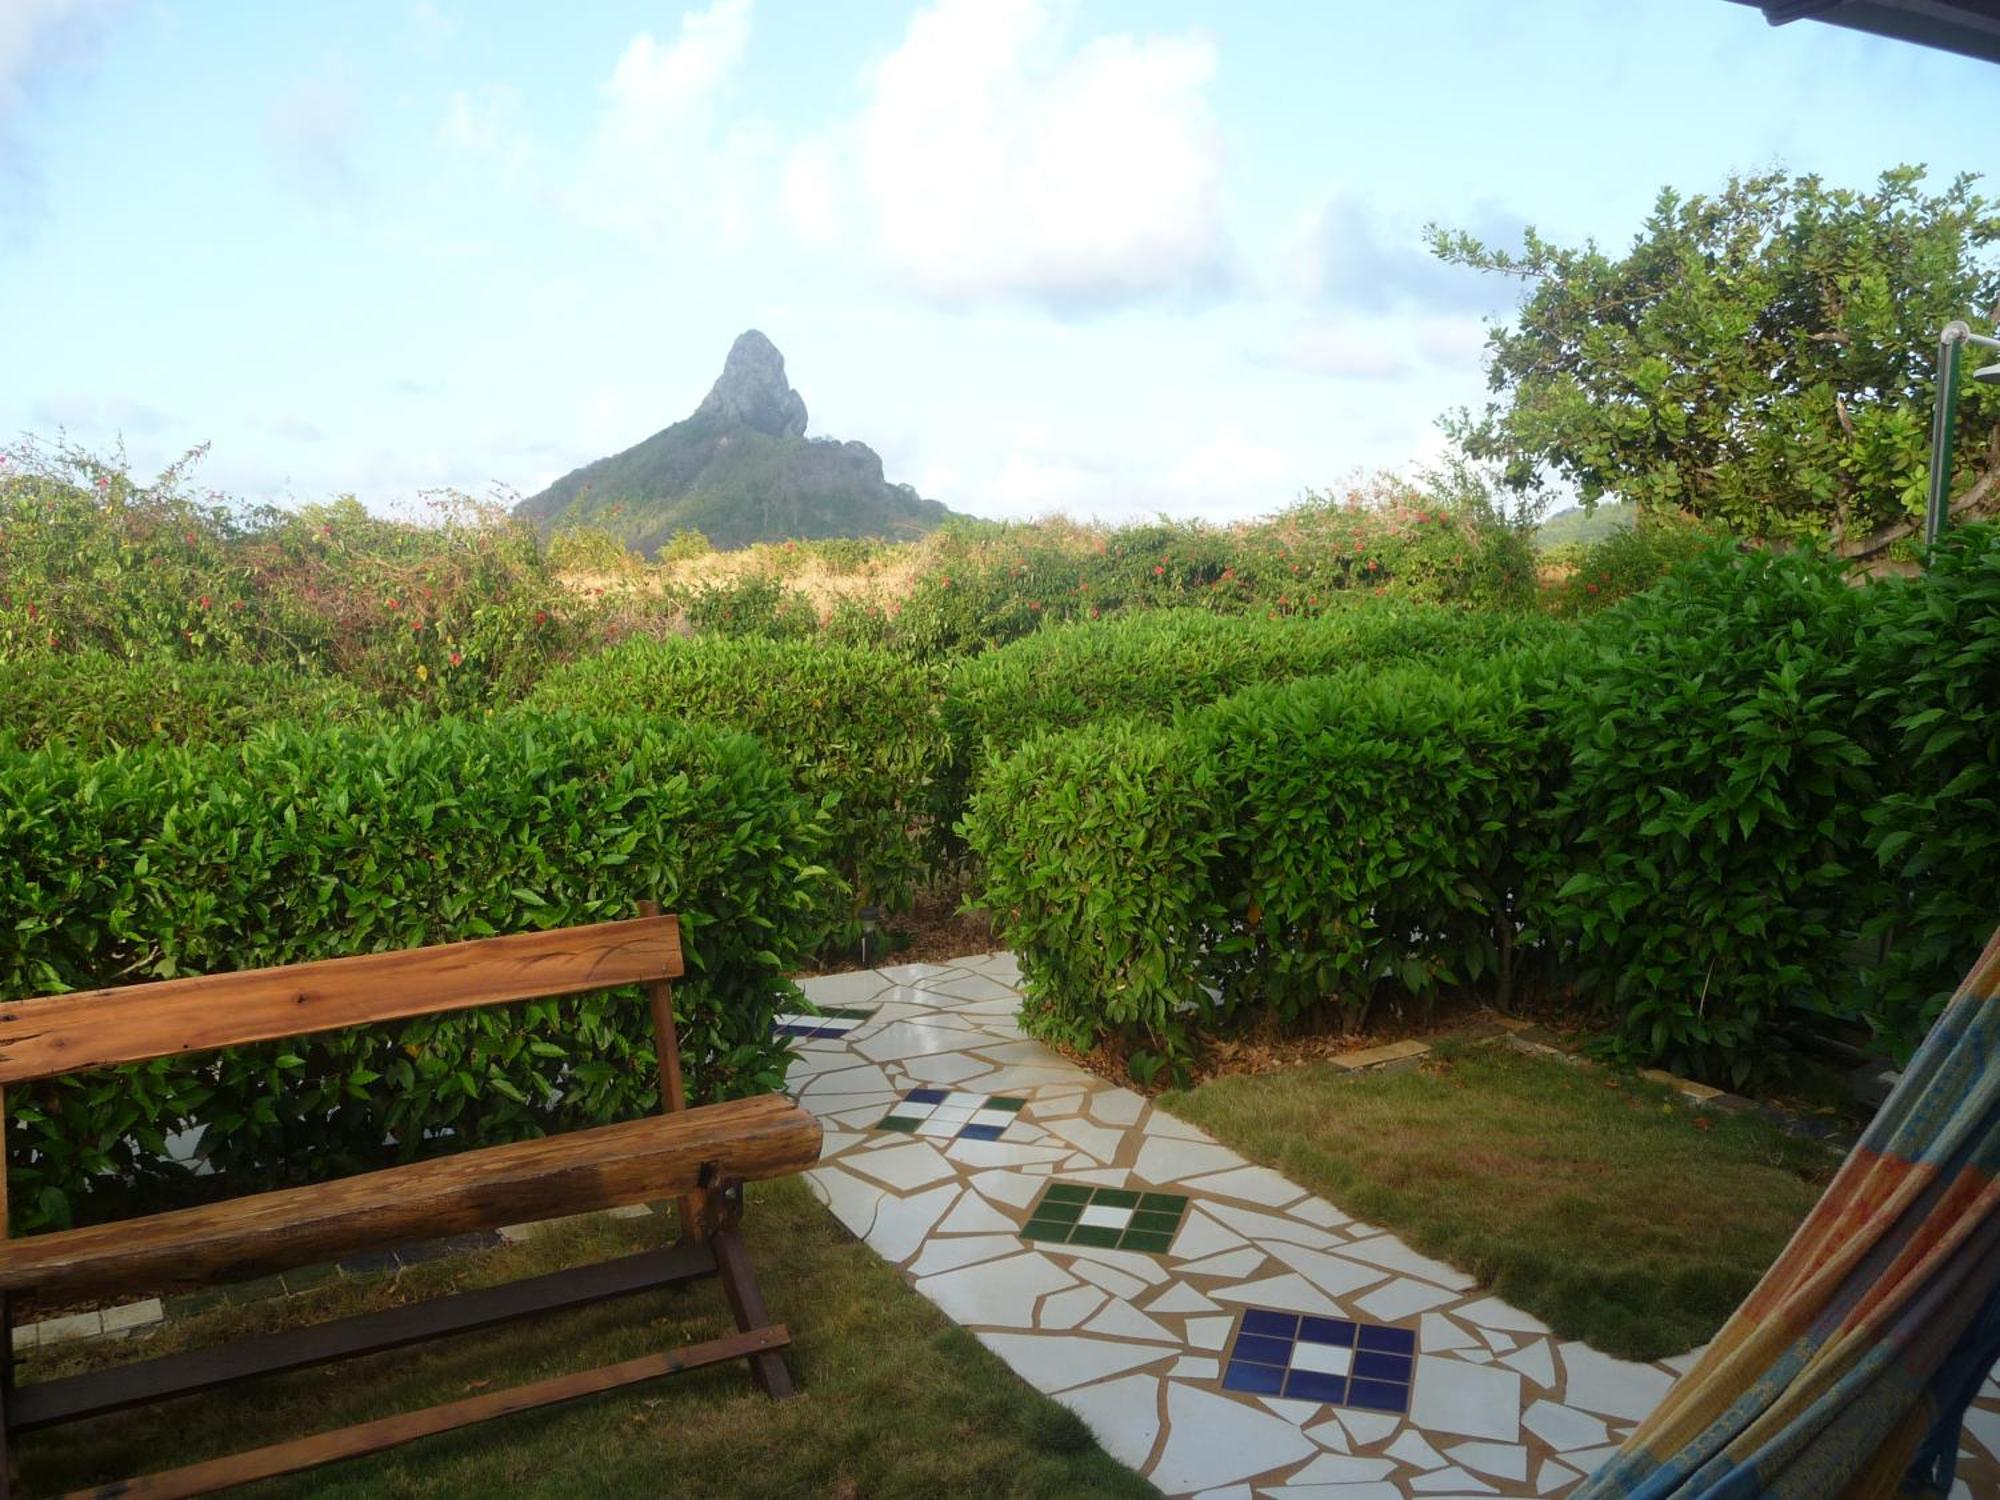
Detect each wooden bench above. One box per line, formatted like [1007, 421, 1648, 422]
[0, 906, 822, 1499]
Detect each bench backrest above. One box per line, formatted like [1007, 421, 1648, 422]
[0, 909, 689, 1235]
[0, 913, 683, 1085]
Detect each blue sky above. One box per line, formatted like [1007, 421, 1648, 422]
[1, 0, 1994, 524]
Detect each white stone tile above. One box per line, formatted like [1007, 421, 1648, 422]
[1335, 1410, 1403, 1445]
[1557, 1342, 1675, 1423]
[100, 1298, 164, 1334]
[35, 1310, 103, 1345]
[901, 1051, 997, 1086]
[1501, 1340, 1557, 1390]
[1285, 1453, 1397, 1484]
[845, 1140, 956, 1192]
[1290, 1342, 1353, 1376]
[1178, 1164, 1306, 1208]
[1169, 1210, 1251, 1262]
[918, 1251, 1076, 1330]
[1331, 1234, 1476, 1291]
[908, 1234, 1022, 1277]
[1288, 1197, 1352, 1229]
[1144, 1110, 1218, 1142]
[1387, 1429, 1449, 1469]
[1409, 1355, 1522, 1442]
[1037, 1114, 1127, 1162]
[799, 1060, 899, 1096]
[924, 974, 1022, 1003]
[1478, 1328, 1516, 1354]
[1659, 1344, 1709, 1376]
[1186, 1315, 1236, 1350]
[1149, 1383, 1318, 1494]
[1260, 1484, 1401, 1500]
[1454, 1295, 1553, 1335]
[1457, 1347, 1496, 1364]
[1411, 1464, 1498, 1493]
[1056, 1241, 1170, 1284]
[807, 1163, 883, 1239]
[1256, 1395, 1325, 1425]
[1079, 1203, 1135, 1231]
[937, 1191, 1020, 1235]
[796, 970, 892, 1005]
[1060, 1166, 1136, 1187]
[1054, 1372, 1164, 1473]
[1088, 1089, 1148, 1127]
[1420, 1312, 1481, 1352]
[1303, 1417, 1350, 1451]
[1176, 1247, 1270, 1279]
[1559, 1445, 1624, 1476]
[1170, 1355, 1218, 1380]
[1070, 1257, 1152, 1303]
[1193, 1486, 1253, 1500]
[1037, 1284, 1109, 1330]
[1449, 1441, 1527, 1482]
[942, 1139, 1070, 1170]
[1536, 1458, 1582, 1494]
[975, 1330, 1175, 1393]
[1356, 1276, 1463, 1322]
[1522, 1399, 1610, 1452]
[1145, 1282, 1221, 1316]
[1267, 1241, 1391, 1299]
[970, 1169, 1045, 1209]
[867, 1181, 961, 1264]
[1134, 1135, 1245, 1183]
[875, 962, 964, 986]
[1202, 1202, 1345, 1249]
[1210, 1273, 1343, 1317]
[1083, 1298, 1178, 1344]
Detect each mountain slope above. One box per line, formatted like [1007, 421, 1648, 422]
[517, 331, 955, 553]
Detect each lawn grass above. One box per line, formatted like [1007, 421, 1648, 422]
[1158, 1039, 1842, 1362]
[20, 1178, 1157, 1500]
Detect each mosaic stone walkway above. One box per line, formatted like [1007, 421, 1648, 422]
[790, 953, 2000, 1500]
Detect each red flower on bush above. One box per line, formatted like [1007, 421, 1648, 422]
[449, 651, 463, 666]
[386, 597, 400, 611]
[534, 610, 549, 624]
[1028, 601, 1042, 611]
[1153, 565, 1165, 576]
[198, 595, 211, 610]
[1586, 583, 1600, 595]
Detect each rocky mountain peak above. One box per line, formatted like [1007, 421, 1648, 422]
[694, 329, 809, 439]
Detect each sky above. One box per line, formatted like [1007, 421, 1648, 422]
[0, 0, 1995, 526]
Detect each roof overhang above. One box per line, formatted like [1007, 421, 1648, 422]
[1726, 0, 2000, 65]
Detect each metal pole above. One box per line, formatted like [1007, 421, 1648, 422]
[1926, 322, 1969, 548]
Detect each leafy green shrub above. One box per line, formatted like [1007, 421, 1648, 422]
[0, 711, 832, 1230]
[0, 652, 380, 754]
[1522, 545, 1881, 1085]
[528, 635, 947, 917]
[1854, 524, 2000, 1052]
[967, 654, 1554, 1074]
[965, 718, 1225, 1082]
[944, 603, 1562, 812]
[1541, 513, 1721, 616]
[678, 574, 820, 640]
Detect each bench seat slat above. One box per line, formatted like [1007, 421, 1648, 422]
[0, 916, 683, 1085]
[0, 1093, 818, 1302]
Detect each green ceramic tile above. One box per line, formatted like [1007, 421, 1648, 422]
[1092, 1187, 1141, 1208]
[1034, 1198, 1084, 1224]
[1131, 1209, 1182, 1235]
[988, 1096, 1028, 1111]
[1070, 1224, 1124, 1249]
[1021, 1218, 1072, 1242]
[1042, 1183, 1092, 1204]
[1138, 1192, 1188, 1213]
[1120, 1229, 1175, 1254]
[876, 1116, 919, 1133]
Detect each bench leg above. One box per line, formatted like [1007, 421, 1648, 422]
[1, 1293, 15, 1500]
[710, 1227, 794, 1399]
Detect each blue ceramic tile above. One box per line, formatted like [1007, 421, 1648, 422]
[1299, 1315, 1358, 1346]
[1282, 1369, 1348, 1404]
[1230, 1333, 1294, 1367]
[1344, 1377, 1411, 1412]
[1353, 1350, 1415, 1383]
[906, 1087, 948, 1104]
[1241, 1308, 1300, 1339]
[1357, 1323, 1416, 1355]
[959, 1123, 1005, 1141]
[1221, 1360, 1286, 1396]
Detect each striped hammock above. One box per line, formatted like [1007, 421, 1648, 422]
[1579, 928, 2000, 1499]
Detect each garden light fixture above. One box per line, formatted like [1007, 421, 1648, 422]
[1924, 316, 2000, 545]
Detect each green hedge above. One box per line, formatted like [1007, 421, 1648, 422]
[967, 655, 1552, 1077]
[1520, 547, 1881, 1085]
[0, 652, 380, 755]
[943, 604, 1562, 821]
[527, 634, 948, 919]
[0, 711, 832, 1231]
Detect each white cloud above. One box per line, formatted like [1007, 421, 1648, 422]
[31, 392, 174, 435]
[1270, 315, 1489, 381]
[988, 447, 1096, 515]
[855, 0, 1230, 312]
[568, 0, 766, 242]
[1, 0, 117, 221]
[780, 139, 840, 247]
[439, 84, 519, 152]
[1168, 426, 1292, 500]
[265, 69, 367, 212]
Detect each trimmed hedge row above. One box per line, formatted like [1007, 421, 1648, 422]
[970, 529, 2000, 1086]
[526, 634, 948, 920]
[967, 655, 1557, 1076]
[943, 603, 1561, 812]
[0, 652, 381, 755]
[0, 711, 832, 1230]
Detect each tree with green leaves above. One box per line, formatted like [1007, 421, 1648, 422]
[1432, 167, 2000, 543]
